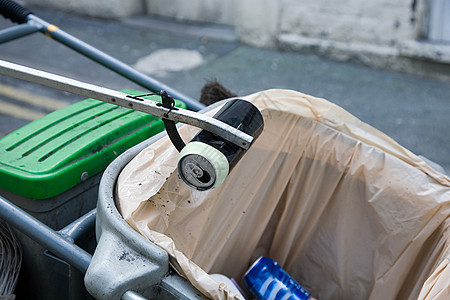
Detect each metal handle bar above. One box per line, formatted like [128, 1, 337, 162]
[0, 59, 253, 149]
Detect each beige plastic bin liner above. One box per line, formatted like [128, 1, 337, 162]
[117, 89, 450, 299]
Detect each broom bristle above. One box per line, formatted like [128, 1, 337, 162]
[0, 221, 21, 298]
[200, 80, 237, 106]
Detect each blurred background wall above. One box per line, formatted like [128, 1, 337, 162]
[20, 0, 450, 80]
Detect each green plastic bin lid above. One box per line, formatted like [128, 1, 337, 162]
[0, 89, 185, 199]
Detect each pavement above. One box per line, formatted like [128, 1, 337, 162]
[0, 7, 449, 173]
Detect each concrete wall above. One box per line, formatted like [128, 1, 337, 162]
[279, 0, 417, 45]
[234, 0, 280, 48]
[145, 0, 235, 26]
[25, 0, 144, 19]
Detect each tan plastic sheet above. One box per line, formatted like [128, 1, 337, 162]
[116, 89, 450, 299]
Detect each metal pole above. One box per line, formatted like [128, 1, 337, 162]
[59, 209, 96, 242]
[121, 291, 149, 300]
[26, 14, 205, 112]
[0, 21, 40, 43]
[0, 195, 92, 273]
[0, 59, 253, 149]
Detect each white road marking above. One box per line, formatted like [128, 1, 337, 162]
[134, 48, 203, 77]
[0, 83, 70, 110]
[0, 99, 46, 121]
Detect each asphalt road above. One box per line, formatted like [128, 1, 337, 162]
[0, 7, 449, 173]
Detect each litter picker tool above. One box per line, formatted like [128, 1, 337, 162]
[0, 59, 264, 190]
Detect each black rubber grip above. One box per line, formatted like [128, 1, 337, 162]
[0, 0, 31, 24]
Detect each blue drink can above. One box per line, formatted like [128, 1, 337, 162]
[244, 257, 311, 300]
